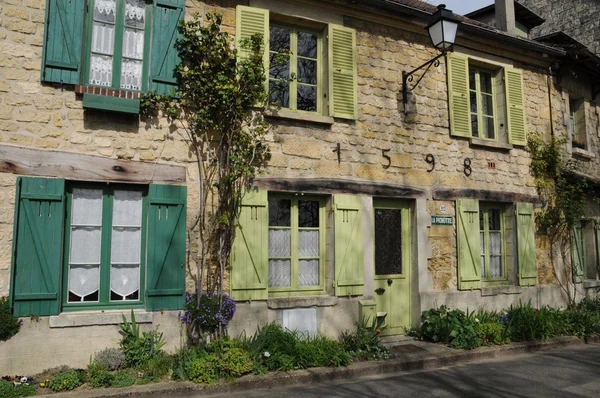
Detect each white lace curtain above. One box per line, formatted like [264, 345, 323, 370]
[267, 229, 320, 288]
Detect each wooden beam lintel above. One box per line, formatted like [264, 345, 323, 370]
[0, 145, 186, 184]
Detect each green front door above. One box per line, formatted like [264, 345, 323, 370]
[373, 200, 411, 335]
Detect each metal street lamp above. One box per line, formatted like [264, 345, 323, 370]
[402, 4, 461, 115]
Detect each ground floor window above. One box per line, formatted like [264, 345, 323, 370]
[479, 204, 505, 281]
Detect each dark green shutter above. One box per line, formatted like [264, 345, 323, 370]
[11, 177, 65, 317]
[230, 189, 268, 301]
[571, 224, 585, 284]
[456, 199, 481, 290]
[146, 184, 186, 311]
[41, 0, 85, 84]
[334, 194, 364, 296]
[149, 0, 185, 95]
[516, 203, 537, 286]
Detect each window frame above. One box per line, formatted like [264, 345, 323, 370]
[267, 193, 326, 297]
[469, 65, 498, 141]
[479, 203, 507, 285]
[569, 98, 587, 150]
[83, 0, 153, 93]
[268, 22, 324, 115]
[61, 182, 148, 312]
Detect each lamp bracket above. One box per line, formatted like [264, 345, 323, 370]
[402, 51, 446, 117]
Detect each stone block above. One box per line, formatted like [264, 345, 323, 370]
[35, 139, 60, 149]
[4, 19, 37, 34]
[1, 69, 30, 81]
[281, 137, 323, 159]
[5, 6, 29, 20]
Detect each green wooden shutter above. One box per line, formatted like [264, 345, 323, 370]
[505, 67, 527, 146]
[595, 222, 600, 277]
[149, 0, 185, 95]
[571, 224, 585, 284]
[230, 189, 268, 301]
[328, 24, 358, 120]
[236, 6, 270, 95]
[456, 199, 481, 290]
[41, 0, 85, 84]
[334, 194, 364, 296]
[11, 177, 65, 317]
[516, 203, 537, 286]
[146, 184, 186, 311]
[447, 53, 471, 137]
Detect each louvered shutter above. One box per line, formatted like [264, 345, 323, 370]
[595, 223, 600, 278]
[146, 184, 186, 310]
[236, 6, 270, 95]
[447, 53, 471, 137]
[230, 189, 268, 301]
[456, 199, 481, 290]
[11, 177, 65, 317]
[334, 194, 364, 296]
[149, 0, 185, 95]
[516, 203, 537, 286]
[505, 68, 527, 146]
[41, 0, 85, 84]
[328, 24, 358, 120]
[571, 224, 585, 284]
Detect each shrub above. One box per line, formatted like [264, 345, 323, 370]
[577, 296, 600, 313]
[110, 372, 136, 388]
[419, 306, 481, 350]
[477, 322, 510, 345]
[171, 346, 210, 380]
[505, 301, 560, 341]
[47, 370, 82, 392]
[212, 343, 252, 378]
[187, 355, 218, 384]
[562, 308, 599, 339]
[0, 380, 37, 397]
[119, 310, 165, 368]
[0, 297, 21, 342]
[340, 316, 389, 360]
[94, 347, 126, 371]
[181, 292, 236, 334]
[143, 353, 173, 379]
[87, 363, 114, 388]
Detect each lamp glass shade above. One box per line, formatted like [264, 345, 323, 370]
[427, 18, 458, 51]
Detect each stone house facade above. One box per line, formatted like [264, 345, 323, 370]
[0, 0, 598, 373]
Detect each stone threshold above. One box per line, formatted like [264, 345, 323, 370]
[49, 309, 153, 328]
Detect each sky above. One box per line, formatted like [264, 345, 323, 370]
[429, 0, 494, 15]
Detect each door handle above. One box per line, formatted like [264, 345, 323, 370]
[387, 279, 393, 286]
[375, 287, 385, 295]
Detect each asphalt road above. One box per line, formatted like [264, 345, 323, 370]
[180, 343, 600, 398]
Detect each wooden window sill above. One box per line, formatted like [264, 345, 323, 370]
[82, 93, 140, 114]
[49, 309, 152, 328]
[469, 138, 513, 151]
[583, 279, 600, 289]
[572, 147, 596, 160]
[265, 109, 334, 125]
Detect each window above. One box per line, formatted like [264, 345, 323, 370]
[469, 66, 497, 140]
[571, 221, 586, 283]
[9, 177, 186, 316]
[269, 25, 321, 113]
[479, 204, 505, 281]
[64, 186, 146, 308]
[41, 0, 184, 113]
[448, 53, 527, 146]
[268, 195, 325, 293]
[235, 5, 358, 120]
[569, 99, 587, 150]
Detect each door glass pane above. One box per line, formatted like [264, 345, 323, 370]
[269, 259, 291, 287]
[298, 259, 319, 286]
[298, 230, 319, 257]
[268, 229, 291, 257]
[269, 198, 291, 226]
[298, 200, 319, 227]
[374, 209, 402, 275]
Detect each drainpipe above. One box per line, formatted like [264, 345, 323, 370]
[548, 66, 555, 138]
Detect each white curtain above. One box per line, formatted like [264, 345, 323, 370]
[269, 229, 291, 257]
[298, 260, 319, 286]
[269, 260, 291, 287]
[69, 265, 100, 299]
[298, 230, 319, 257]
[90, 0, 116, 87]
[121, 0, 146, 90]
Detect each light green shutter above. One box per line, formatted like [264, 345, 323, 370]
[505, 67, 527, 146]
[231, 189, 268, 301]
[456, 199, 481, 290]
[146, 184, 186, 311]
[11, 177, 65, 317]
[516, 203, 536, 286]
[149, 0, 185, 95]
[236, 6, 270, 95]
[596, 222, 600, 277]
[571, 224, 585, 284]
[41, 0, 85, 84]
[328, 24, 358, 120]
[447, 53, 471, 137]
[334, 194, 364, 296]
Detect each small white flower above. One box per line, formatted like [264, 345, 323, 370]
[21, 377, 28, 383]
[475, 318, 480, 323]
[263, 351, 271, 358]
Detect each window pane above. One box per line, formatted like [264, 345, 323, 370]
[70, 227, 102, 264]
[270, 26, 290, 51]
[269, 229, 291, 257]
[480, 255, 486, 278]
[112, 190, 142, 226]
[470, 91, 477, 113]
[269, 80, 290, 108]
[111, 264, 140, 300]
[481, 93, 494, 116]
[479, 209, 484, 231]
[489, 209, 501, 230]
[298, 200, 319, 227]
[269, 198, 291, 226]
[269, 259, 291, 287]
[72, 189, 103, 226]
[269, 53, 289, 79]
[90, 54, 113, 87]
[297, 85, 317, 112]
[480, 71, 493, 94]
[299, 230, 319, 257]
[121, 59, 143, 90]
[69, 265, 100, 301]
[94, 0, 116, 23]
[298, 259, 319, 286]
[471, 114, 479, 137]
[91, 22, 115, 55]
[122, 28, 144, 60]
[490, 256, 502, 278]
[482, 116, 495, 139]
[469, 68, 476, 89]
[374, 209, 402, 275]
[480, 231, 485, 254]
[298, 31, 317, 58]
[111, 227, 141, 264]
[297, 58, 317, 85]
[490, 232, 502, 255]
[124, 0, 145, 29]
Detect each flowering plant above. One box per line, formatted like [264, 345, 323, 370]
[180, 292, 237, 335]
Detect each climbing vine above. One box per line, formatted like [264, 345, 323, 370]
[527, 134, 588, 305]
[141, 13, 271, 337]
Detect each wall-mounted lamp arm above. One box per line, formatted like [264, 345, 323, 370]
[402, 51, 446, 115]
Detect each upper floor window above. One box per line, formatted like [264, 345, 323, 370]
[469, 66, 496, 140]
[569, 98, 587, 151]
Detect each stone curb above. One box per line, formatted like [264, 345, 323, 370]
[39, 336, 599, 398]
